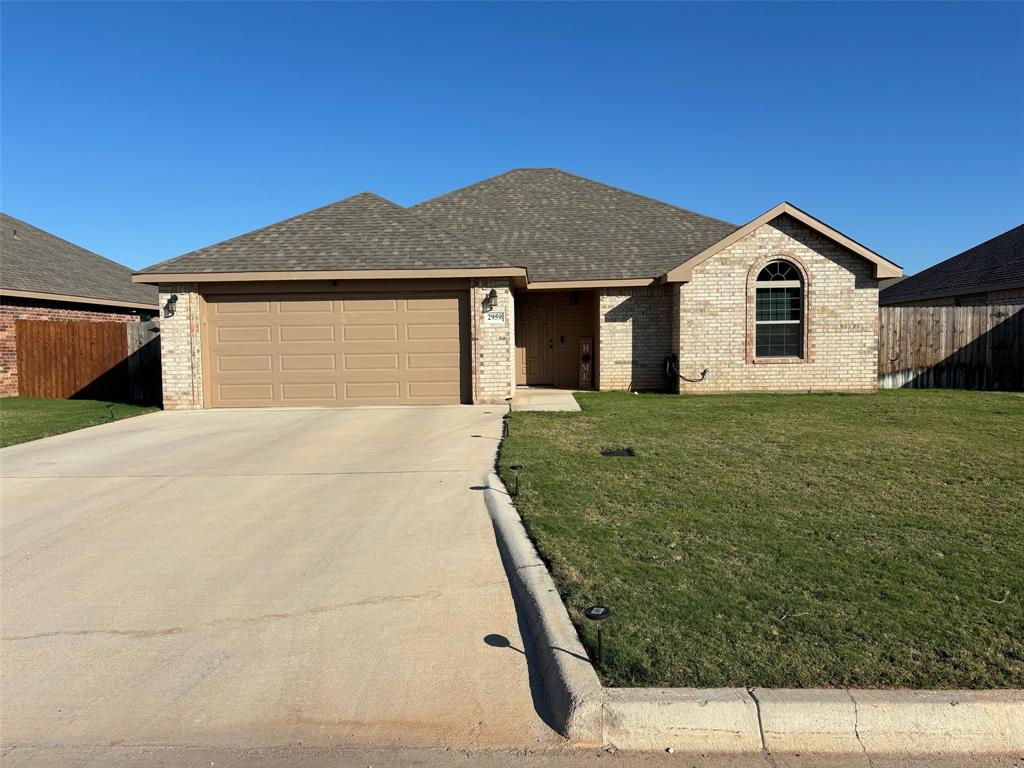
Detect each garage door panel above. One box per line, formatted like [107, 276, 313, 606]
[218, 383, 276, 402]
[218, 326, 272, 343]
[281, 383, 338, 401]
[342, 298, 398, 312]
[344, 381, 401, 400]
[408, 381, 460, 399]
[342, 325, 398, 341]
[206, 292, 466, 407]
[407, 352, 460, 370]
[280, 354, 337, 371]
[406, 324, 460, 340]
[343, 353, 400, 371]
[218, 355, 274, 372]
[278, 300, 334, 313]
[279, 325, 335, 342]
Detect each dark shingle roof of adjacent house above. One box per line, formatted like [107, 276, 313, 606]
[880, 224, 1024, 305]
[1, 213, 157, 308]
[141, 192, 516, 275]
[411, 168, 739, 282]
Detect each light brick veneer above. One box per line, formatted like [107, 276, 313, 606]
[0, 297, 144, 397]
[470, 278, 515, 403]
[675, 214, 878, 393]
[598, 286, 673, 391]
[158, 284, 204, 409]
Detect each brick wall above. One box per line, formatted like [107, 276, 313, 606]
[676, 214, 879, 393]
[158, 284, 204, 409]
[597, 285, 673, 391]
[0, 296, 144, 397]
[470, 279, 515, 403]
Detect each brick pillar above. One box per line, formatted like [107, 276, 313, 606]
[158, 284, 204, 409]
[470, 279, 515, 404]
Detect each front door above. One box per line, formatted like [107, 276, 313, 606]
[517, 300, 554, 385]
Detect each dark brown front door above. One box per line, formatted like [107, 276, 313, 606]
[517, 301, 554, 385]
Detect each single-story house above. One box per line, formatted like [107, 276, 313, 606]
[880, 223, 1024, 307]
[134, 169, 901, 408]
[1, 213, 159, 397]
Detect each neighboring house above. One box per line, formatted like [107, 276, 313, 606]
[880, 224, 1024, 307]
[133, 169, 901, 408]
[1, 213, 159, 396]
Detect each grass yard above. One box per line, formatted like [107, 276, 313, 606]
[0, 397, 158, 448]
[498, 390, 1024, 689]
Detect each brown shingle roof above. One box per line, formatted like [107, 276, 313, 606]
[1, 213, 157, 307]
[140, 192, 515, 275]
[411, 168, 739, 282]
[880, 224, 1024, 304]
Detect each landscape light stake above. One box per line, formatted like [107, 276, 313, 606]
[509, 464, 523, 497]
[584, 605, 612, 668]
[106, 403, 116, 421]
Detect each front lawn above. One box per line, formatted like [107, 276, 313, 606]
[0, 397, 158, 448]
[498, 390, 1024, 689]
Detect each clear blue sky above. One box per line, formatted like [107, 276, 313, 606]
[2, 2, 1022, 274]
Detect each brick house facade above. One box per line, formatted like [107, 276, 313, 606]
[137, 170, 900, 409]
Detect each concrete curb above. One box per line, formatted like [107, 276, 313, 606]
[602, 686, 1024, 755]
[485, 473, 1023, 755]
[482, 472, 604, 745]
[755, 688, 1024, 755]
[603, 687, 761, 752]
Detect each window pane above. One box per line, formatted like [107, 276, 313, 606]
[755, 322, 802, 357]
[756, 287, 800, 321]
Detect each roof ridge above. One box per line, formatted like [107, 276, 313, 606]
[412, 168, 740, 230]
[410, 169, 525, 210]
[1, 211, 137, 274]
[544, 169, 739, 229]
[138, 192, 379, 273]
[360, 192, 518, 269]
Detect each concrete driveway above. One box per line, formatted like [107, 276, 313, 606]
[1, 407, 558, 752]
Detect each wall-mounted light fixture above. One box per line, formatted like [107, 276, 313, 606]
[569, 291, 579, 306]
[163, 294, 178, 318]
[482, 288, 498, 313]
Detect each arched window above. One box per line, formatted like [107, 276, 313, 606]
[754, 260, 803, 358]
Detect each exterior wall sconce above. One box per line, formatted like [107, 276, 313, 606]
[482, 288, 498, 313]
[163, 294, 178, 318]
[569, 291, 579, 306]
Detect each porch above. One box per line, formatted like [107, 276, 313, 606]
[514, 289, 598, 390]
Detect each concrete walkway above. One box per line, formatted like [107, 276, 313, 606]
[512, 388, 582, 412]
[0, 407, 560, 751]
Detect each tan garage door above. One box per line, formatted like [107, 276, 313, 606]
[204, 293, 467, 407]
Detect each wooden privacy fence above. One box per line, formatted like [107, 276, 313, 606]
[878, 304, 1024, 390]
[16, 319, 162, 403]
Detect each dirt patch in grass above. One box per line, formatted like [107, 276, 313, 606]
[498, 390, 1024, 689]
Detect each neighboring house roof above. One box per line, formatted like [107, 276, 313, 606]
[1, 213, 158, 309]
[139, 192, 522, 279]
[664, 202, 902, 282]
[135, 169, 897, 287]
[880, 224, 1024, 305]
[411, 168, 740, 284]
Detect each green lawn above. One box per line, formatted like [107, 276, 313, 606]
[498, 390, 1024, 689]
[0, 397, 158, 448]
